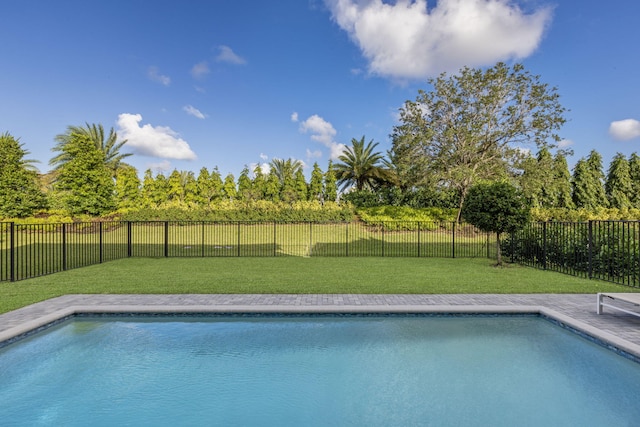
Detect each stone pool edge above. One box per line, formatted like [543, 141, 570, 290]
[2, 302, 640, 360]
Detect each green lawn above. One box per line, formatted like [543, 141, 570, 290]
[0, 257, 635, 314]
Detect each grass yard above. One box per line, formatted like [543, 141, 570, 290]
[0, 257, 634, 314]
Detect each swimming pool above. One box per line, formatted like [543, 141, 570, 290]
[1, 314, 639, 426]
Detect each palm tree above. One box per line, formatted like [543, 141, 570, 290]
[333, 136, 393, 192]
[50, 123, 132, 177]
[269, 158, 303, 184]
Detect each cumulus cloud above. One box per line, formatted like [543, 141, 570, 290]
[299, 114, 346, 159]
[147, 66, 171, 86]
[117, 113, 197, 160]
[291, 112, 299, 122]
[215, 45, 247, 65]
[183, 105, 206, 119]
[191, 61, 210, 79]
[609, 119, 640, 141]
[148, 160, 172, 173]
[325, 0, 553, 79]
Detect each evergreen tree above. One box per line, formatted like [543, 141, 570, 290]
[308, 162, 324, 202]
[605, 153, 632, 209]
[294, 169, 308, 201]
[628, 153, 640, 208]
[114, 165, 141, 209]
[252, 164, 267, 200]
[195, 167, 212, 205]
[586, 150, 609, 208]
[572, 150, 608, 209]
[153, 173, 169, 206]
[0, 132, 47, 217]
[54, 133, 115, 215]
[264, 167, 281, 201]
[210, 167, 224, 203]
[222, 173, 237, 200]
[167, 169, 184, 202]
[552, 152, 573, 208]
[324, 160, 338, 202]
[182, 171, 198, 204]
[237, 166, 252, 201]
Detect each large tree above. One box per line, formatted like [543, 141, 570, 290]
[54, 132, 115, 215]
[629, 153, 640, 208]
[333, 136, 392, 192]
[390, 62, 566, 221]
[51, 123, 131, 177]
[0, 132, 47, 217]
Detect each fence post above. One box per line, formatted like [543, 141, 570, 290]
[309, 222, 313, 257]
[417, 222, 421, 258]
[345, 223, 349, 257]
[201, 221, 205, 257]
[127, 221, 132, 257]
[99, 222, 103, 263]
[452, 222, 456, 259]
[9, 222, 15, 282]
[62, 223, 67, 271]
[237, 222, 241, 257]
[542, 221, 547, 270]
[273, 221, 277, 257]
[164, 221, 169, 257]
[588, 220, 593, 279]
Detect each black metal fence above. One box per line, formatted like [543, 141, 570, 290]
[0, 221, 495, 282]
[504, 220, 640, 288]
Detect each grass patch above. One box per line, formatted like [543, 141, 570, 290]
[0, 257, 635, 314]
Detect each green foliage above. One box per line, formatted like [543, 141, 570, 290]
[333, 136, 392, 192]
[237, 166, 252, 201]
[462, 181, 531, 264]
[309, 162, 324, 202]
[391, 62, 566, 220]
[114, 166, 141, 209]
[50, 123, 131, 176]
[119, 200, 354, 222]
[0, 132, 47, 218]
[605, 153, 632, 209]
[572, 150, 608, 209]
[53, 133, 115, 216]
[357, 206, 457, 230]
[629, 153, 640, 208]
[222, 173, 237, 200]
[324, 160, 338, 202]
[530, 207, 640, 221]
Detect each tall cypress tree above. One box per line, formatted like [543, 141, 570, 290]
[572, 150, 608, 209]
[552, 152, 573, 208]
[54, 132, 115, 215]
[308, 162, 324, 202]
[237, 167, 252, 201]
[294, 169, 308, 201]
[114, 165, 141, 209]
[586, 150, 609, 208]
[0, 132, 47, 217]
[628, 153, 640, 208]
[222, 173, 237, 201]
[324, 160, 338, 203]
[605, 153, 632, 209]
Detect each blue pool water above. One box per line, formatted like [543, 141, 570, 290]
[1, 314, 640, 426]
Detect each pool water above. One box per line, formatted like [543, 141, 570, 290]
[1, 315, 640, 426]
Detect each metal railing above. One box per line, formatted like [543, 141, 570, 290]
[0, 220, 495, 282]
[505, 220, 640, 288]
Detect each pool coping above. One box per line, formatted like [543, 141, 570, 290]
[2, 296, 640, 360]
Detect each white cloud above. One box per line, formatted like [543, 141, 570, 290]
[325, 0, 552, 79]
[609, 119, 640, 141]
[215, 45, 247, 65]
[147, 66, 171, 86]
[147, 160, 172, 173]
[117, 113, 197, 160]
[259, 153, 269, 161]
[191, 61, 210, 79]
[306, 148, 323, 159]
[558, 139, 574, 149]
[299, 114, 346, 159]
[183, 105, 206, 119]
[290, 112, 299, 122]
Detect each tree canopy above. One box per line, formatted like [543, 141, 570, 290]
[390, 62, 566, 221]
[461, 181, 531, 265]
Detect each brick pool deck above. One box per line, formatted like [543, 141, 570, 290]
[2, 294, 640, 357]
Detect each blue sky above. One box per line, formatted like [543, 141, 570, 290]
[1, 0, 639, 179]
